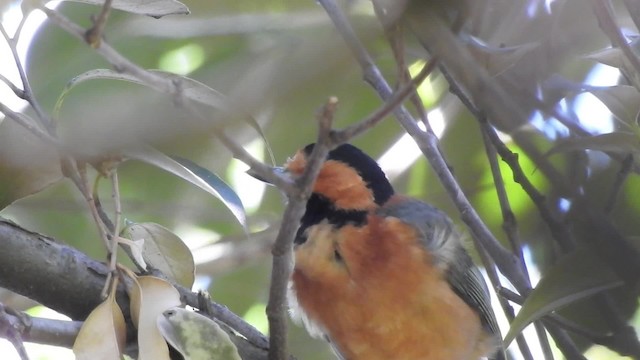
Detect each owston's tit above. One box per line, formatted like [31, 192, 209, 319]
[275, 143, 504, 360]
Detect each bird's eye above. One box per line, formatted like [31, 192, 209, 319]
[333, 248, 343, 263]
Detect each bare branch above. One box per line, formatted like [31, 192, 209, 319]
[0, 102, 57, 145]
[0, 304, 29, 360]
[84, 0, 114, 47]
[0, 23, 51, 132]
[0, 308, 82, 349]
[331, 59, 436, 144]
[266, 98, 337, 360]
[0, 218, 271, 359]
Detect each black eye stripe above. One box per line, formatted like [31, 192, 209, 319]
[295, 193, 367, 245]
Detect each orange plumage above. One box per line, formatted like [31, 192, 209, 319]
[283, 144, 503, 360]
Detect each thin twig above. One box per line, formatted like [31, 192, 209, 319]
[480, 133, 535, 360]
[0, 304, 29, 360]
[103, 170, 121, 298]
[266, 98, 337, 360]
[215, 130, 296, 194]
[42, 8, 181, 98]
[79, 165, 111, 251]
[331, 60, 436, 144]
[84, 0, 113, 48]
[0, 102, 57, 145]
[0, 73, 24, 98]
[440, 63, 575, 253]
[480, 130, 528, 273]
[0, 23, 51, 132]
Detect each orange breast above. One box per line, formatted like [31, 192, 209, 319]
[291, 216, 490, 360]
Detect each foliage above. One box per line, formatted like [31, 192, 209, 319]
[0, 0, 640, 359]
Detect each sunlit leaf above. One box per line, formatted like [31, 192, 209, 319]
[73, 283, 125, 360]
[130, 276, 181, 360]
[157, 307, 241, 360]
[546, 132, 640, 157]
[126, 146, 246, 228]
[585, 47, 625, 69]
[588, 85, 640, 126]
[123, 222, 195, 288]
[59, 0, 189, 17]
[504, 248, 623, 346]
[585, 44, 640, 90]
[0, 118, 62, 209]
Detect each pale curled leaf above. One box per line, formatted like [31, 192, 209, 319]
[126, 146, 247, 228]
[59, 0, 189, 17]
[130, 276, 182, 360]
[123, 222, 194, 288]
[73, 287, 126, 360]
[585, 47, 625, 69]
[588, 85, 640, 126]
[585, 42, 640, 89]
[157, 307, 241, 360]
[504, 248, 623, 346]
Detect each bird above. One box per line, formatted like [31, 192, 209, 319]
[281, 143, 504, 360]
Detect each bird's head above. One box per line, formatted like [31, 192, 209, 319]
[286, 144, 394, 210]
[285, 144, 395, 244]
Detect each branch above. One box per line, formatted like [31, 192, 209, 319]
[0, 309, 82, 349]
[266, 98, 337, 360]
[0, 218, 270, 360]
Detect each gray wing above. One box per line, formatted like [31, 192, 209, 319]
[446, 246, 503, 344]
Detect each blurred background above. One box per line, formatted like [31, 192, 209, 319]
[0, 0, 639, 359]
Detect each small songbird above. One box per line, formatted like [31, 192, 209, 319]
[282, 143, 504, 360]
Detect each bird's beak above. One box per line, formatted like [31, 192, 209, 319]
[246, 166, 287, 185]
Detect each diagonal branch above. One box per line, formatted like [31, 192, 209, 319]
[266, 97, 337, 360]
[0, 218, 270, 359]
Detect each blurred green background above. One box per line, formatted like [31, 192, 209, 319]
[1, 0, 639, 359]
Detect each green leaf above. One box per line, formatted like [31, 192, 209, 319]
[126, 146, 247, 228]
[54, 69, 272, 162]
[123, 222, 195, 288]
[59, 0, 189, 17]
[585, 47, 625, 69]
[588, 85, 640, 126]
[466, 38, 538, 76]
[0, 118, 62, 209]
[504, 248, 623, 346]
[158, 307, 241, 360]
[546, 132, 640, 157]
[585, 42, 640, 90]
